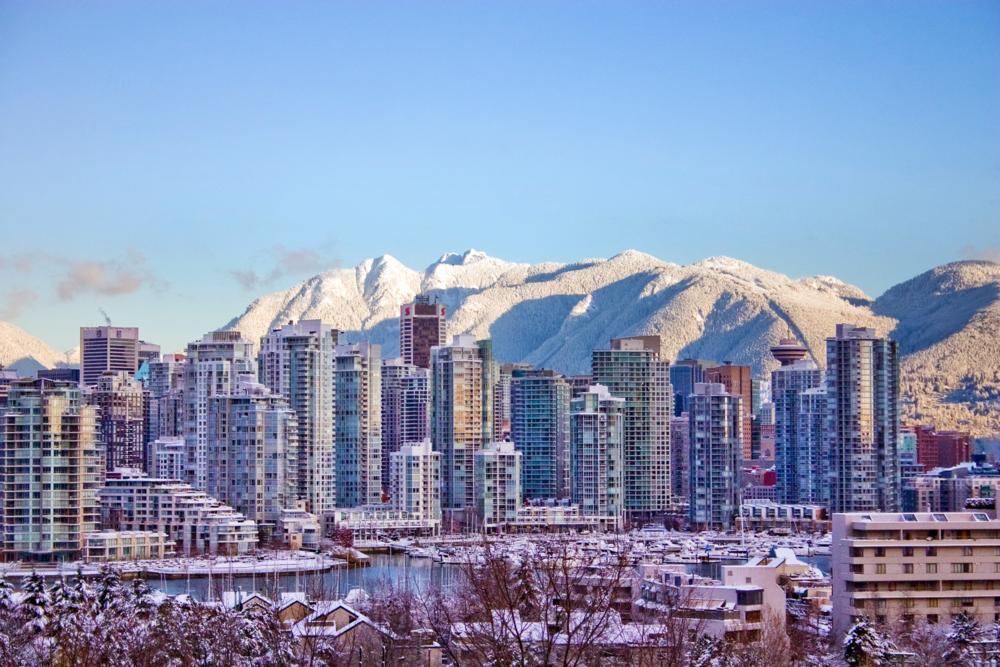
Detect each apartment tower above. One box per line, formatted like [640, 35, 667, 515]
[827, 324, 901, 513]
[569, 384, 625, 530]
[0, 379, 102, 562]
[335, 342, 382, 507]
[591, 336, 671, 523]
[258, 320, 339, 515]
[400, 295, 446, 369]
[510, 369, 571, 500]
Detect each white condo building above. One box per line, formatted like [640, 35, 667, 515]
[182, 330, 256, 491]
[389, 439, 441, 528]
[474, 441, 522, 531]
[207, 379, 299, 526]
[258, 320, 339, 515]
[100, 468, 258, 556]
[335, 342, 382, 507]
[569, 384, 625, 530]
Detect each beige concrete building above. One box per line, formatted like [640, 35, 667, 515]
[832, 511, 1000, 638]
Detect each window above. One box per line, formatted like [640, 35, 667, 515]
[952, 563, 973, 574]
[902, 564, 914, 574]
[904, 599, 916, 609]
[927, 563, 938, 574]
[875, 564, 886, 574]
[962, 546, 973, 556]
[875, 547, 886, 557]
[928, 599, 939, 608]
[927, 547, 937, 557]
[902, 547, 914, 557]
[928, 614, 938, 624]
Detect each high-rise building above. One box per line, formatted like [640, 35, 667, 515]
[258, 320, 339, 515]
[770, 340, 824, 504]
[591, 336, 671, 523]
[797, 388, 830, 505]
[400, 295, 446, 369]
[705, 363, 753, 460]
[138, 340, 161, 365]
[431, 335, 486, 510]
[389, 439, 441, 527]
[474, 441, 522, 531]
[688, 383, 742, 530]
[494, 363, 528, 442]
[510, 369, 571, 500]
[669, 413, 690, 503]
[335, 342, 382, 507]
[149, 436, 185, 480]
[80, 326, 140, 386]
[477, 339, 498, 444]
[207, 379, 298, 527]
[145, 353, 186, 461]
[826, 324, 901, 513]
[567, 375, 594, 399]
[88, 371, 147, 471]
[182, 330, 256, 492]
[0, 379, 102, 562]
[569, 384, 625, 530]
[381, 358, 425, 492]
[912, 425, 972, 470]
[669, 359, 706, 417]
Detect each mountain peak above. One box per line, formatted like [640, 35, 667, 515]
[434, 248, 494, 267]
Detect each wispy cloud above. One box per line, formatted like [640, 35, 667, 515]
[56, 249, 161, 301]
[961, 245, 1000, 263]
[0, 288, 39, 320]
[230, 244, 335, 290]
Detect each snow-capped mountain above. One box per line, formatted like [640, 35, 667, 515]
[224, 250, 998, 435]
[2, 251, 996, 435]
[0, 321, 76, 375]
[225, 248, 894, 374]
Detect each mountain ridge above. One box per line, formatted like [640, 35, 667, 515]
[2, 251, 997, 436]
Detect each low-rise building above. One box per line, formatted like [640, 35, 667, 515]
[276, 504, 321, 551]
[85, 530, 174, 562]
[501, 503, 602, 533]
[99, 468, 258, 555]
[326, 507, 439, 539]
[831, 511, 1000, 639]
[737, 501, 829, 532]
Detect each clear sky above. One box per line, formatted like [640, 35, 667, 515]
[1, 1, 998, 353]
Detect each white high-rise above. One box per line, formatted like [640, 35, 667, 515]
[381, 359, 430, 493]
[182, 330, 256, 491]
[335, 342, 382, 507]
[569, 384, 625, 530]
[258, 320, 339, 515]
[474, 441, 522, 531]
[770, 342, 823, 504]
[389, 439, 441, 527]
[207, 379, 298, 526]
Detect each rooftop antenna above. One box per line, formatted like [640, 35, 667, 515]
[99, 308, 112, 327]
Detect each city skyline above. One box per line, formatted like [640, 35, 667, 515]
[2, 1, 998, 353]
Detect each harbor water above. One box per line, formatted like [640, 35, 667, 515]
[149, 552, 832, 601]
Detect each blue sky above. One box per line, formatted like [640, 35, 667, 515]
[1, 1, 998, 353]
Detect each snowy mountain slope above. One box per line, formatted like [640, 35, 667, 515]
[224, 249, 893, 375]
[222, 250, 999, 434]
[875, 261, 1000, 436]
[0, 321, 76, 374]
